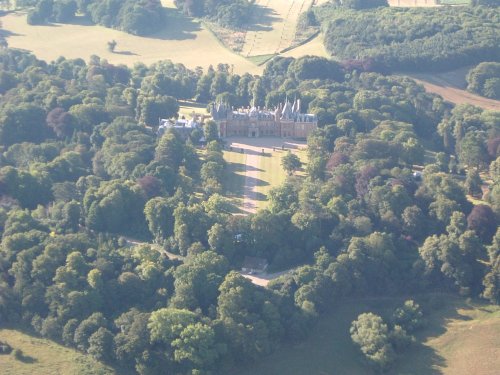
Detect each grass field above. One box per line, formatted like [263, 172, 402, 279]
[0, 0, 334, 75]
[281, 33, 329, 59]
[223, 150, 246, 210]
[235, 295, 500, 375]
[0, 328, 117, 375]
[0, 7, 261, 75]
[178, 101, 208, 118]
[388, 0, 440, 6]
[406, 68, 500, 111]
[241, 0, 315, 58]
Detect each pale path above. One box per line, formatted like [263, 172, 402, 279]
[241, 268, 295, 287]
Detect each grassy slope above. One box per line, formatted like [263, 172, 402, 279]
[235, 295, 500, 375]
[241, 0, 314, 58]
[0, 8, 261, 75]
[0, 328, 117, 375]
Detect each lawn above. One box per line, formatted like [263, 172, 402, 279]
[0, 328, 118, 375]
[178, 101, 208, 118]
[222, 143, 297, 212]
[255, 149, 291, 208]
[223, 150, 247, 209]
[234, 295, 500, 375]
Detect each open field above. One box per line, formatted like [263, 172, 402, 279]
[0, 328, 117, 375]
[223, 137, 306, 213]
[281, 33, 329, 59]
[241, 0, 315, 58]
[406, 68, 500, 111]
[388, 0, 440, 6]
[388, 0, 469, 6]
[235, 295, 500, 375]
[0, 8, 262, 75]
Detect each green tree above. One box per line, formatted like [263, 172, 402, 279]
[203, 120, 219, 143]
[172, 322, 225, 371]
[281, 152, 302, 175]
[392, 300, 424, 333]
[88, 327, 115, 362]
[350, 313, 395, 370]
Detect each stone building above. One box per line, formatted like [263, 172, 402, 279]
[211, 98, 318, 139]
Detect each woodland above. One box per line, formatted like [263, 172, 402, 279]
[0, 48, 498, 373]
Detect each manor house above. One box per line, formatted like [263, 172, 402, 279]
[210, 98, 317, 139]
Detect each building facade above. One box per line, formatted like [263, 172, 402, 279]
[211, 98, 318, 139]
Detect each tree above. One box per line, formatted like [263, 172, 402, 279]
[74, 312, 107, 351]
[203, 120, 219, 143]
[482, 228, 500, 304]
[281, 152, 302, 175]
[0, 103, 47, 146]
[137, 95, 179, 126]
[350, 313, 395, 370]
[155, 129, 184, 170]
[107, 40, 117, 53]
[467, 204, 497, 242]
[458, 132, 487, 170]
[88, 327, 114, 362]
[465, 169, 483, 197]
[392, 300, 424, 333]
[148, 308, 197, 345]
[171, 322, 225, 371]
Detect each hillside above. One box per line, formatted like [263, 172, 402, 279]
[0, 329, 118, 375]
[0, 7, 261, 74]
[235, 296, 500, 375]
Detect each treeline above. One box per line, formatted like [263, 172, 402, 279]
[0, 49, 499, 374]
[315, 4, 500, 72]
[26, 0, 166, 36]
[466, 62, 500, 99]
[174, 0, 252, 29]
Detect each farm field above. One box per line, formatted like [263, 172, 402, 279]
[0, 8, 261, 75]
[388, 0, 440, 6]
[281, 33, 329, 59]
[407, 68, 500, 111]
[241, 0, 315, 58]
[235, 295, 500, 375]
[0, 328, 118, 375]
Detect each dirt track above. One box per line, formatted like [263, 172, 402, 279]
[406, 68, 500, 111]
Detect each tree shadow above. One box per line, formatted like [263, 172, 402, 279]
[0, 29, 24, 38]
[113, 50, 138, 56]
[228, 162, 264, 173]
[16, 352, 37, 364]
[246, 5, 282, 32]
[64, 15, 95, 26]
[147, 10, 201, 41]
[386, 293, 480, 375]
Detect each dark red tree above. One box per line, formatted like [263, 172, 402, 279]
[467, 204, 497, 242]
